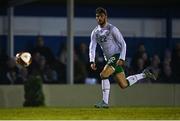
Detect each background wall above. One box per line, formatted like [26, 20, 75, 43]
[0, 17, 166, 37]
[0, 5, 180, 58]
[0, 84, 180, 107]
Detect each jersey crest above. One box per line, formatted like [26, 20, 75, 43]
[95, 30, 110, 43]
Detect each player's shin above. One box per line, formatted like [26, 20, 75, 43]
[126, 73, 146, 86]
[102, 79, 110, 104]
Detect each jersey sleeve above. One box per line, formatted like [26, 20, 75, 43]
[89, 30, 97, 62]
[112, 27, 126, 61]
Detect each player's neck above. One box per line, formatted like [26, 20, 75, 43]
[100, 22, 108, 28]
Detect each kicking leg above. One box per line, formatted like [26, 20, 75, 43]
[115, 71, 146, 88]
[127, 67, 157, 86]
[126, 73, 146, 86]
[115, 68, 157, 88]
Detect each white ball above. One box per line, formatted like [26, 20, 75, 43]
[16, 52, 32, 67]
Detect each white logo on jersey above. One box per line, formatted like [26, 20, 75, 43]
[96, 30, 110, 43]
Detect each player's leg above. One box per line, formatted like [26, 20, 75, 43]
[95, 64, 114, 108]
[115, 71, 146, 88]
[114, 66, 157, 88]
[126, 67, 157, 86]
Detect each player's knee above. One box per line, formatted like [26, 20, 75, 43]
[117, 79, 128, 89]
[119, 83, 128, 89]
[100, 72, 109, 79]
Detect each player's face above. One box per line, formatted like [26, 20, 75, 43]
[96, 13, 107, 27]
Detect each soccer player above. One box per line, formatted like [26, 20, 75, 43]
[89, 7, 156, 108]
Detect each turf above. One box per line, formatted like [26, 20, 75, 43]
[0, 107, 180, 120]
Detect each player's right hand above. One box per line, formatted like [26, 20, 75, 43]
[90, 62, 97, 70]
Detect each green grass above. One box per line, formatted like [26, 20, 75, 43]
[0, 107, 180, 120]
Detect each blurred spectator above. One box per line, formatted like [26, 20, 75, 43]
[43, 65, 58, 84]
[29, 54, 58, 83]
[141, 52, 150, 67]
[16, 67, 28, 84]
[58, 42, 67, 65]
[159, 62, 172, 83]
[135, 58, 151, 84]
[28, 52, 42, 75]
[31, 36, 55, 66]
[134, 58, 145, 73]
[77, 42, 89, 64]
[130, 52, 150, 75]
[38, 55, 46, 72]
[2, 57, 19, 84]
[74, 50, 87, 84]
[163, 49, 172, 64]
[131, 43, 149, 74]
[171, 43, 180, 83]
[148, 54, 161, 83]
[55, 56, 67, 84]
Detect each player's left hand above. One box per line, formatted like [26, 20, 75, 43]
[116, 59, 124, 66]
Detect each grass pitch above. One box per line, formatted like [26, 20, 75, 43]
[0, 107, 180, 120]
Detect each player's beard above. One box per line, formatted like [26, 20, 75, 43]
[98, 19, 106, 27]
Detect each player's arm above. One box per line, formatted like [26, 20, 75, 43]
[112, 27, 127, 66]
[89, 30, 97, 70]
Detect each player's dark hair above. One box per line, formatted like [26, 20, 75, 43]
[96, 7, 107, 16]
